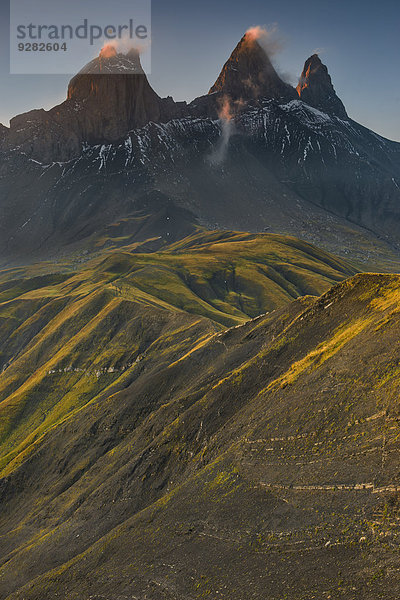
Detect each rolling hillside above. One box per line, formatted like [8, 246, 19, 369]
[0, 231, 354, 467]
[1, 234, 400, 599]
[0, 272, 400, 599]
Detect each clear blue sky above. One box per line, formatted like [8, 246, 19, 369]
[0, 0, 399, 140]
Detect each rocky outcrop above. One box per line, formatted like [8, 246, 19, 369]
[66, 48, 187, 143]
[189, 32, 298, 119]
[209, 32, 298, 104]
[297, 54, 348, 118]
[2, 48, 187, 162]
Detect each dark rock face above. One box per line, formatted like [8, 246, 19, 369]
[0, 124, 8, 142]
[66, 49, 165, 139]
[2, 49, 187, 162]
[297, 54, 348, 118]
[209, 33, 298, 104]
[66, 48, 187, 143]
[0, 44, 346, 164]
[1, 35, 300, 161]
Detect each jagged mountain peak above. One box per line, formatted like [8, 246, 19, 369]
[67, 46, 148, 102]
[71, 45, 144, 77]
[208, 31, 297, 103]
[60, 48, 167, 146]
[297, 54, 348, 118]
[1, 46, 186, 162]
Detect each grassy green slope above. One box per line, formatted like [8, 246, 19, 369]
[1, 230, 356, 326]
[0, 231, 354, 468]
[0, 275, 400, 599]
[0, 231, 367, 599]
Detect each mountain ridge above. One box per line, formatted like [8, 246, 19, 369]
[0, 34, 399, 271]
[0, 35, 351, 162]
[1, 269, 400, 599]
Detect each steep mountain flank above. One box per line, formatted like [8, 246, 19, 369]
[0, 271, 400, 599]
[0, 124, 8, 142]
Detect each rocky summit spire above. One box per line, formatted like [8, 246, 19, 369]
[209, 32, 297, 104]
[297, 54, 348, 118]
[3, 48, 187, 162]
[66, 47, 165, 142]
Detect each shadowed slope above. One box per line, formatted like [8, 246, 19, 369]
[0, 274, 400, 598]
